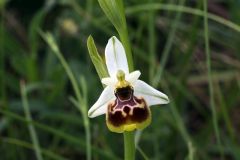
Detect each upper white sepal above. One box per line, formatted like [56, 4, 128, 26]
[105, 36, 129, 77]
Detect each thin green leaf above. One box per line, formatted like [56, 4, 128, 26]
[97, 0, 134, 71]
[126, 3, 240, 33]
[40, 31, 93, 160]
[203, 0, 223, 157]
[1, 137, 67, 160]
[20, 81, 43, 160]
[87, 35, 108, 79]
[98, 0, 126, 32]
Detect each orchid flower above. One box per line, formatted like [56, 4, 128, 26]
[88, 36, 169, 133]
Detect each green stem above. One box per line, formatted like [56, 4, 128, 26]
[152, 0, 186, 86]
[148, 0, 156, 81]
[20, 81, 43, 160]
[41, 32, 92, 160]
[203, 0, 223, 159]
[126, 4, 240, 33]
[1, 137, 67, 160]
[0, 3, 6, 108]
[119, 30, 134, 72]
[124, 132, 135, 160]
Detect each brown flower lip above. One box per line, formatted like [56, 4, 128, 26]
[107, 86, 150, 132]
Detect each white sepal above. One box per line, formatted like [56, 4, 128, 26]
[134, 80, 169, 106]
[88, 86, 114, 118]
[105, 36, 129, 77]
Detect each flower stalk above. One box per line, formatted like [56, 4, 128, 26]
[124, 132, 135, 160]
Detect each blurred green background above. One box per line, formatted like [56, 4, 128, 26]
[0, 0, 240, 159]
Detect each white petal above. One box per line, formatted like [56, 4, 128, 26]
[89, 103, 108, 118]
[126, 70, 141, 84]
[134, 80, 169, 106]
[105, 36, 129, 77]
[101, 77, 117, 86]
[88, 86, 114, 118]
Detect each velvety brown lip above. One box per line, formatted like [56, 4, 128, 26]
[107, 86, 149, 127]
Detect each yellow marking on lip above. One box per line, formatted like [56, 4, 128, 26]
[106, 116, 151, 133]
[123, 124, 137, 132]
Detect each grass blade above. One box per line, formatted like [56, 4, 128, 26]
[152, 0, 186, 86]
[40, 32, 92, 160]
[97, 0, 134, 71]
[20, 81, 43, 160]
[203, 0, 223, 158]
[1, 137, 67, 160]
[126, 4, 240, 33]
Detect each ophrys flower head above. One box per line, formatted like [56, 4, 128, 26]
[88, 36, 169, 133]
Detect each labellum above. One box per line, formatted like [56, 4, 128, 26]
[106, 71, 151, 133]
